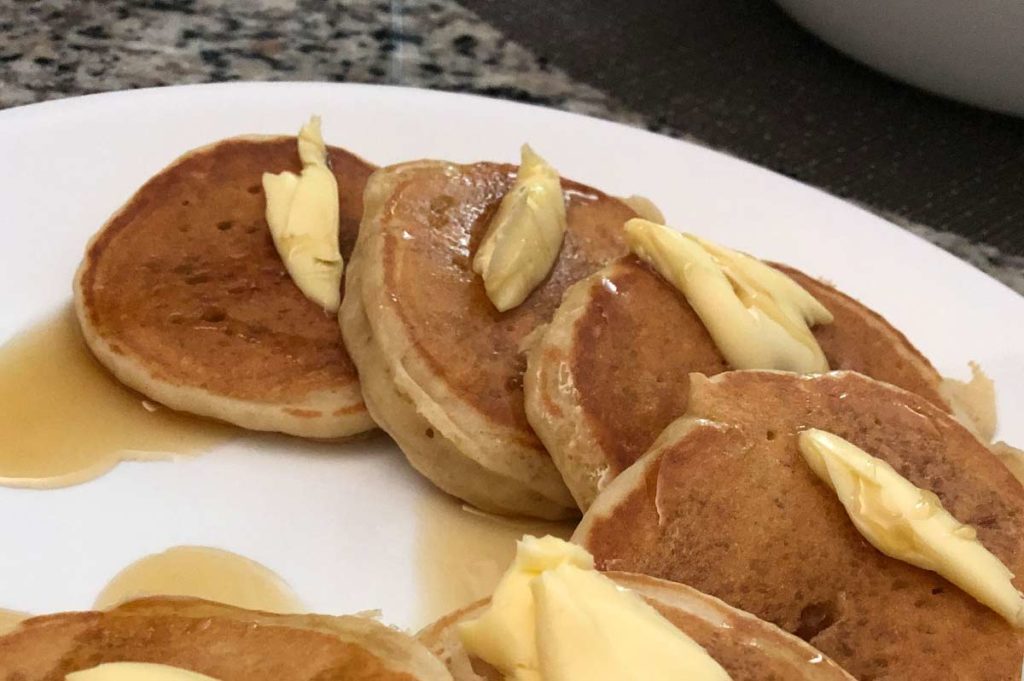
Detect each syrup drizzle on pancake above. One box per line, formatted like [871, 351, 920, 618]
[0, 306, 232, 489]
[95, 545, 302, 614]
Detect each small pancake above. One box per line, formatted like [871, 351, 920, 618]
[340, 161, 635, 519]
[418, 571, 855, 680]
[526, 255, 946, 509]
[0, 596, 451, 680]
[75, 136, 376, 438]
[575, 371, 1024, 680]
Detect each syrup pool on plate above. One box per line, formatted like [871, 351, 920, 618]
[0, 306, 232, 489]
[0, 608, 28, 635]
[94, 545, 303, 614]
[416, 488, 575, 624]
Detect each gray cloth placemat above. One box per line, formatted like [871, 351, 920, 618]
[460, 0, 1024, 258]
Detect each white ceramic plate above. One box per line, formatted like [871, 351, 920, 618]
[0, 82, 1022, 630]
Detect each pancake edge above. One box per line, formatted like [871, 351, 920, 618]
[524, 262, 620, 511]
[571, 414, 710, 546]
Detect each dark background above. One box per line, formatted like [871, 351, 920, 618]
[460, 0, 1024, 256]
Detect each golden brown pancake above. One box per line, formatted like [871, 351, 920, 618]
[0, 596, 451, 681]
[340, 160, 635, 519]
[75, 136, 376, 438]
[526, 255, 946, 509]
[575, 371, 1024, 680]
[418, 572, 855, 680]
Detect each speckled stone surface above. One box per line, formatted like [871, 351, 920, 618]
[0, 0, 636, 119]
[1, 0, 1021, 294]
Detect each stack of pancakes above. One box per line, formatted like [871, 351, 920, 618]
[68, 130, 1023, 677]
[339, 160, 634, 519]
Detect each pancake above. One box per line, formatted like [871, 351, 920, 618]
[575, 370, 1024, 680]
[0, 596, 452, 680]
[340, 160, 635, 519]
[418, 571, 855, 680]
[75, 136, 376, 438]
[526, 255, 947, 509]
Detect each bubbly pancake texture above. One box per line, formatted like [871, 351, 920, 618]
[341, 160, 635, 519]
[576, 371, 1024, 680]
[526, 255, 946, 509]
[75, 136, 375, 437]
[0, 597, 452, 681]
[419, 572, 855, 681]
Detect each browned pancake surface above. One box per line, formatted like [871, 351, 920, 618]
[381, 164, 632, 443]
[581, 371, 1024, 680]
[0, 599, 416, 680]
[78, 138, 373, 404]
[573, 257, 944, 476]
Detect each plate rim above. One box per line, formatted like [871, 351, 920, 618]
[1, 80, 1017, 301]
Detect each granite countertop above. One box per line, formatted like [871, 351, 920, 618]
[2, 0, 1022, 293]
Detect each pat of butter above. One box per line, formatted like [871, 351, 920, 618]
[799, 428, 1024, 627]
[262, 116, 343, 312]
[458, 535, 592, 678]
[940, 362, 997, 442]
[473, 145, 567, 312]
[66, 662, 219, 681]
[625, 219, 833, 373]
[621, 195, 666, 223]
[458, 536, 731, 681]
[993, 442, 1024, 485]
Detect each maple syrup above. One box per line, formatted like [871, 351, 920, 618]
[0, 307, 232, 488]
[94, 545, 303, 613]
[415, 489, 576, 624]
[0, 608, 27, 635]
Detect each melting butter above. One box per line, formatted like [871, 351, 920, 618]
[798, 428, 1024, 627]
[625, 219, 832, 373]
[459, 536, 592, 676]
[263, 115, 343, 312]
[0, 307, 231, 489]
[992, 442, 1024, 485]
[621, 195, 666, 223]
[459, 536, 731, 681]
[94, 545, 302, 614]
[940, 361, 997, 442]
[473, 145, 567, 312]
[67, 663, 219, 681]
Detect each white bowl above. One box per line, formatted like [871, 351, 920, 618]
[774, 0, 1024, 116]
